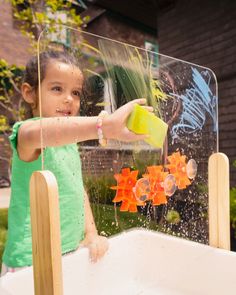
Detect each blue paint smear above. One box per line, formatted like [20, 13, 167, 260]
[171, 67, 217, 139]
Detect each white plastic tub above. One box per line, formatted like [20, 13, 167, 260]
[1, 229, 236, 295]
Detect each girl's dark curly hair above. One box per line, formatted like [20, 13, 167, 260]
[22, 49, 85, 118]
[23, 50, 82, 89]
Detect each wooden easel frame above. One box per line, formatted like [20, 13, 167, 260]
[208, 152, 230, 250]
[30, 171, 63, 295]
[29, 152, 230, 295]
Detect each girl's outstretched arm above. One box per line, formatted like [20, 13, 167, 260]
[79, 190, 109, 263]
[18, 99, 151, 161]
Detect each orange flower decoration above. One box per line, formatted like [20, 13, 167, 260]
[111, 168, 144, 212]
[143, 166, 169, 205]
[166, 151, 191, 189]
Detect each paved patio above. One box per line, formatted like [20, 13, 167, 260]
[0, 188, 10, 208]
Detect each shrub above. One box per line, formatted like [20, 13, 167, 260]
[84, 175, 116, 205]
[0, 209, 8, 271]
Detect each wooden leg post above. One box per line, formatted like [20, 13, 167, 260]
[30, 171, 63, 295]
[208, 153, 230, 250]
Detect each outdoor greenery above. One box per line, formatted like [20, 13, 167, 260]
[84, 175, 116, 205]
[0, 59, 25, 132]
[0, 208, 8, 271]
[84, 174, 162, 235]
[0, 58, 25, 182]
[230, 187, 236, 227]
[91, 203, 159, 237]
[11, 0, 88, 42]
[230, 160, 236, 238]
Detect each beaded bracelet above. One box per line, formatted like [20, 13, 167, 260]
[96, 110, 108, 147]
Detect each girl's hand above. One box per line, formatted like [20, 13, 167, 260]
[103, 98, 153, 142]
[79, 232, 109, 263]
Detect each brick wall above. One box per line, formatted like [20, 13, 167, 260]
[80, 146, 161, 177]
[85, 10, 157, 48]
[158, 0, 236, 186]
[0, 0, 31, 66]
[80, 148, 134, 176]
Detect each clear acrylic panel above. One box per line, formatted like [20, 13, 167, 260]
[37, 25, 218, 244]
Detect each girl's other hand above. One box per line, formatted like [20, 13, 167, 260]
[79, 232, 109, 263]
[103, 98, 153, 142]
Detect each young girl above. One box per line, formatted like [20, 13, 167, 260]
[1, 50, 150, 275]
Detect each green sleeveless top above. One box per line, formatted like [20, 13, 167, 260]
[3, 119, 85, 267]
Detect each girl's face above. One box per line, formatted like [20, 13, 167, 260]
[34, 60, 84, 117]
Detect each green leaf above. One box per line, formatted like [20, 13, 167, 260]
[230, 187, 236, 232]
[166, 210, 181, 224]
[35, 12, 46, 24]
